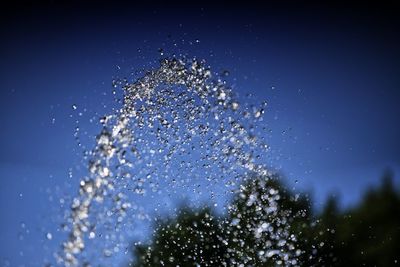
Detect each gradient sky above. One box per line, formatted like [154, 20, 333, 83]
[1, 1, 399, 266]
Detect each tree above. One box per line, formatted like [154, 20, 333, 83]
[223, 175, 313, 266]
[308, 170, 400, 266]
[131, 206, 229, 266]
[329, 170, 400, 266]
[130, 171, 400, 266]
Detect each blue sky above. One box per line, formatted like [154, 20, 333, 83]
[0, 1, 399, 266]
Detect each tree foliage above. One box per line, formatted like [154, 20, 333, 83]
[130, 171, 400, 266]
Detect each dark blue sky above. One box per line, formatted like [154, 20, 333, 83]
[1, 1, 399, 266]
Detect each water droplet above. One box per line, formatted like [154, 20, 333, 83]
[89, 232, 95, 239]
[46, 233, 52, 240]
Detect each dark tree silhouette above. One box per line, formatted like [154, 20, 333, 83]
[320, 170, 400, 266]
[130, 171, 400, 266]
[131, 206, 229, 266]
[223, 175, 314, 266]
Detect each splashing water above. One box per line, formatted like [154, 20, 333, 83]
[58, 57, 300, 266]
